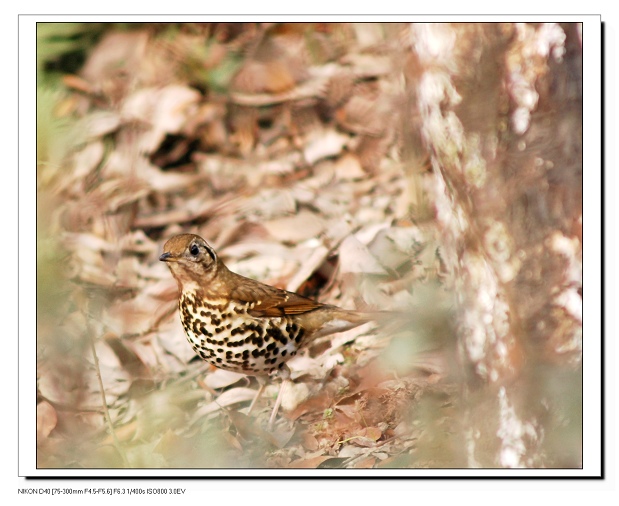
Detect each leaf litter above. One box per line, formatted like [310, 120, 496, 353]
[37, 22, 456, 469]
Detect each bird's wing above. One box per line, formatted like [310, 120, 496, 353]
[229, 276, 323, 317]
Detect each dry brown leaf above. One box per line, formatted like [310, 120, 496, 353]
[334, 153, 366, 180]
[204, 370, 247, 390]
[194, 387, 257, 416]
[341, 53, 394, 78]
[354, 426, 383, 447]
[338, 235, 388, 275]
[242, 188, 297, 219]
[36, 401, 58, 442]
[155, 324, 202, 369]
[62, 73, 95, 94]
[229, 64, 333, 106]
[103, 334, 152, 379]
[354, 456, 377, 468]
[121, 85, 201, 153]
[301, 431, 320, 451]
[285, 245, 329, 292]
[81, 31, 149, 85]
[303, 129, 350, 165]
[227, 411, 295, 448]
[262, 209, 326, 243]
[287, 353, 344, 381]
[336, 94, 387, 137]
[71, 140, 106, 181]
[287, 455, 332, 468]
[138, 162, 202, 193]
[79, 111, 122, 140]
[338, 444, 367, 459]
[106, 297, 161, 336]
[280, 381, 310, 413]
[325, 72, 356, 108]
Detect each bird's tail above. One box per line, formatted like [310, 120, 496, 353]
[310, 307, 394, 339]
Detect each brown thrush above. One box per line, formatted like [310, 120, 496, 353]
[160, 233, 370, 428]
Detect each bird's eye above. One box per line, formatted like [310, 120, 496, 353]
[189, 244, 200, 256]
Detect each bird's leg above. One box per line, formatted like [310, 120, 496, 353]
[247, 376, 266, 415]
[267, 380, 288, 431]
[267, 364, 291, 431]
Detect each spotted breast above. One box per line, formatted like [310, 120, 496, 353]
[178, 291, 307, 375]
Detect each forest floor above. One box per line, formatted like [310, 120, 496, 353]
[37, 23, 462, 469]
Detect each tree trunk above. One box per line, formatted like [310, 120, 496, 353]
[408, 23, 583, 467]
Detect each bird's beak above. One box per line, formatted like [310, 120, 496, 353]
[159, 252, 173, 262]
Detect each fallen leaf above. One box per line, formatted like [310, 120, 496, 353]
[287, 455, 332, 468]
[193, 387, 257, 416]
[301, 431, 319, 451]
[205, 370, 247, 390]
[36, 401, 57, 442]
[262, 209, 326, 243]
[354, 456, 377, 468]
[338, 235, 388, 275]
[303, 129, 350, 165]
[227, 411, 295, 448]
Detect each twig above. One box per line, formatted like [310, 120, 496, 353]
[88, 331, 130, 467]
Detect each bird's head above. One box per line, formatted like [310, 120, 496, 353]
[160, 234, 219, 288]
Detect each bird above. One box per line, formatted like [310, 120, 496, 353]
[159, 233, 371, 429]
